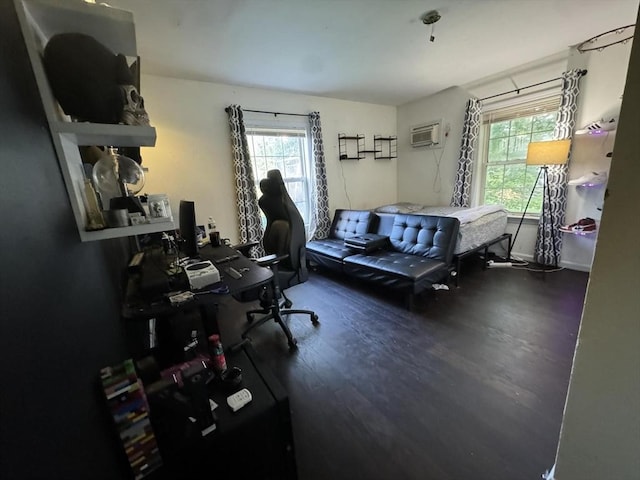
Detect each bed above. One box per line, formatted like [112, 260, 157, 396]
[374, 203, 511, 284]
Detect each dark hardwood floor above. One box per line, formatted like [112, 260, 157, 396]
[216, 260, 589, 480]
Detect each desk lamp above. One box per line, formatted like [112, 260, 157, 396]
[92, 147, 146, 214]
[512, 139, 571, 267]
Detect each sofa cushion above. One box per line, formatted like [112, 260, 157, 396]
[330, 209, 373, 240]
[306, 238, 355, 262]
[306, 209, 374, 272]
[344, 251, 448, 284]
[389, 214, 457, 261]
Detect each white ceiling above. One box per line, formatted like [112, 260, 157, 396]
[105, 0, 639, 106]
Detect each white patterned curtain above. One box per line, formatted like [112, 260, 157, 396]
[451, 98, 482, 207]
[534, 70, 584, 266]
[309, 112, 331, 240]
[225, 105, 265, 256]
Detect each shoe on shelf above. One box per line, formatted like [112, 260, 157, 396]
[568, 170, 608, 186]
[576, 117, 618, 133]
[560, 217, 597, 233]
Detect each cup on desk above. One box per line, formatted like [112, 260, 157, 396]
[209, 231, 221, 247]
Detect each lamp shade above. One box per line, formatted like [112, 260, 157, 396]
[526, 139, 571, 165]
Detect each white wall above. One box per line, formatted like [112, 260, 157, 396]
[396, 86, 470, 206]
[139, 75, 397, 243]
[560, 42, 632, 270]
[554, 8, 640, 478]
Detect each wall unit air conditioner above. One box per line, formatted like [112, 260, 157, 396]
[411, 121, 441, 147]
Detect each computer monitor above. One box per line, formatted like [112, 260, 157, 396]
[179, 200, 198, 258]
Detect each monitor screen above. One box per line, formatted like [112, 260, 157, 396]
[179, 200, 198, 258]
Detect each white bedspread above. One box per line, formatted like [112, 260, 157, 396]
[375, 203, 506, 225]
[443, 205, 506, 224]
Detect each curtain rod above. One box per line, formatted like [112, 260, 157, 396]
[478, 69, 587, 102]
[244, 109, 310, 117]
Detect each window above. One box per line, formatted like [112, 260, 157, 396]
[245, 126, 313, 228]
[479, 96, 560, 214]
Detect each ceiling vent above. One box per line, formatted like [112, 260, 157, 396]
[410, 121, 441, 147]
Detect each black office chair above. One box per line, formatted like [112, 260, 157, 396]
[236, 169, 319, 349]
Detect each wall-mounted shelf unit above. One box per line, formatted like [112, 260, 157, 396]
[338, 134, 365, 160]
[15, 0, 173, 242]
[374, 135, 397, 160]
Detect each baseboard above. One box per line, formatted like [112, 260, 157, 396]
[559, 259, 591, 272]
[509, 251, 591, 272]
[508, 251, 535, 263]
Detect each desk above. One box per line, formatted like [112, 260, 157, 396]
[122, 244, 273, 365]
[119, 248, 296, 478]
[147, 344, 297, 479]
[123, 244, 272, 318]
[199, 244, 273, 296]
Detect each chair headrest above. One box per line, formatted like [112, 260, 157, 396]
[259, 169, 285, 196]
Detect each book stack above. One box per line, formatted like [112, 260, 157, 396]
[100, 359, 162, 479]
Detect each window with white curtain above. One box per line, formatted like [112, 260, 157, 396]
[478, 96, 561, 214]
[245, 123, 312, 230]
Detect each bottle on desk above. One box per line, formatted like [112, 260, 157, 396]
[208, 334, 227, 374]
[208, 216, 221, 247]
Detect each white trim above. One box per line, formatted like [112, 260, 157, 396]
[505, 251, 592, 272]
[560, 259, 591, 272]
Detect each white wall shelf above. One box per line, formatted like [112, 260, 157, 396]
[53, 122, 157, 147]
[575, 128, 616, 136]
[15, 0, 172, 242]
[559, 228, 597, 236]
[79, 220, 174, 242]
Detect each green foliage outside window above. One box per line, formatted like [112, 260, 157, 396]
[483, 111, 557, 214]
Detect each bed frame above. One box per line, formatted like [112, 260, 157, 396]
[451, 233, 512, 286]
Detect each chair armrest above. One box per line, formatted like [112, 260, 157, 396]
[256, 253, 289, 267]
[233, 241, 260, 257]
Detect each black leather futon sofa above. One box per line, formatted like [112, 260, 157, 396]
[307, 209, 460, 309]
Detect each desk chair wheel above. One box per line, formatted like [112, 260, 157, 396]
[283, 299, 293, 309]
[311, 313, 319, 325]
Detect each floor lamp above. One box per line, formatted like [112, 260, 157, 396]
[512, 139, 571, 268]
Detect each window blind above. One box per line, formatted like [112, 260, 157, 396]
[483, 96, 561, 124]
[246, 127, 306, 138]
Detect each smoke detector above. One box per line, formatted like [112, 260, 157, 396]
[421, 10, 441, 25]
[421, 10, 441, 42]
